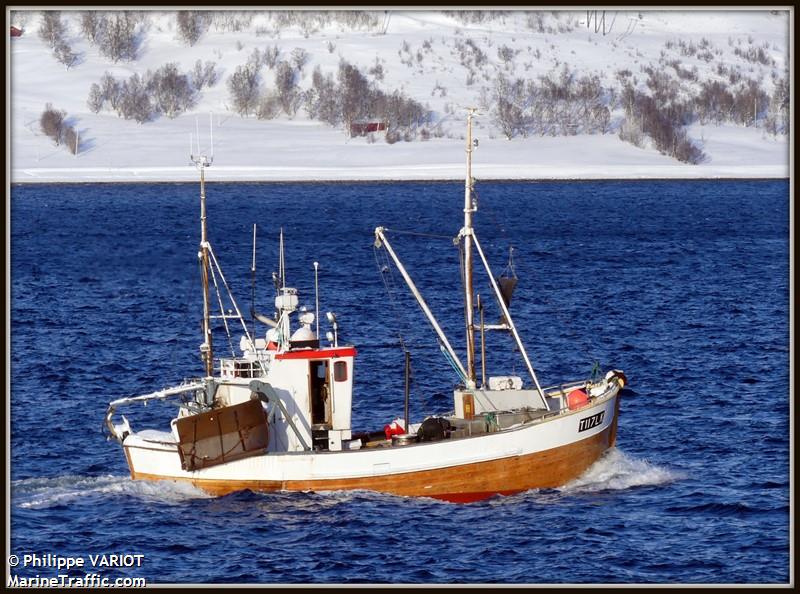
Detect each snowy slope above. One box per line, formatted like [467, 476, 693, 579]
[8, 9, 791, 183]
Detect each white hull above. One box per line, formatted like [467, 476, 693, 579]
[122, 390, 620, 502]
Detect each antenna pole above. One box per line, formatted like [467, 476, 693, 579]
[251, 223, 257, 340]
[195, 117, 201, 155]
[404, 350, 411, 434]
[279, 228, 285, 289]
[462, 108, 478, 385]
[313, 261, 320, 339]
[478, 294, 487, 388]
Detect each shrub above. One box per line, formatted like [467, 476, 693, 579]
[624, 88, 706, 164]
[227, 63, 261, 116]
[368, 59, 385, 81]
[40, 103, 66, 144]
[303, 66, 339, 125]
[63, 126, 79, 155]
[497, 44, 517, 65]
[210, 10, 253, 32]
[117, 73, 153, 122]
[148, 62, 196, 118]
[89, 63, 198, 121]
[192, 59, 218, 89]
[54, 40, 79, 69]
[765, 75, 789, 136]
[291, 47, 309, 72]
[730, 79, 769, 126]
[673, 129, 704, 164]
[618, 116, 644, 148]
[176, 10, 208, 45]
[256, 93, 281, 120]
[301, 60, 430, 138]
[247, 48, 264, 70]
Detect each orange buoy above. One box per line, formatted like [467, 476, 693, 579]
[567, 389, 590, 410]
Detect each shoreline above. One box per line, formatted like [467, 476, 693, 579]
[10, 167, 790, 185]
[10, 176, 789, 186]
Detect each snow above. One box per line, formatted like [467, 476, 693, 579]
[9, 9, 790, 183]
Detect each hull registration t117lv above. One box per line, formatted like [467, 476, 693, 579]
[579, 411, 606, 432]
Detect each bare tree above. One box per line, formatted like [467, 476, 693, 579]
[274, 61, 298, 115]
[100, 71, 122, 111]
[87, 82, 104, 113]
[338, 60, 372, 135]
[38, 11, 66, 49]
[303, 66, 339, 125]
[765, 75, 789, 136]
[80, 11, 104, 44]
[99, 12, 138, 62]
[117, 73, 153, 122]
[263, 45, 280, 68]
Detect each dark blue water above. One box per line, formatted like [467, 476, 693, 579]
[10, 179, 789, 584]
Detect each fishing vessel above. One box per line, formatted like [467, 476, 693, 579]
[105, 111, 626, 503]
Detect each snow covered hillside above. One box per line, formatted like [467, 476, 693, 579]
[8, 9, 791, 183]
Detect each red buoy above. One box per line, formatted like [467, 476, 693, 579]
[567, 389, 590, 410]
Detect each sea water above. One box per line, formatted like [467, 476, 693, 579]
[9, 179, 789, 584]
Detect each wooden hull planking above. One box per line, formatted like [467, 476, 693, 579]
[127, 406, 618, 503]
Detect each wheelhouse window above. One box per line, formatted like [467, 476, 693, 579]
[233, 360, 261, 378]
[334, 361, 348, 382]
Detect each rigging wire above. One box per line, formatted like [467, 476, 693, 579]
[207, 256, 236, 358]
[381, 228, 454, 240]
[373, 242, 409, 353]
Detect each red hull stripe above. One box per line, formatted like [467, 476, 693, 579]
[275, 347, 357, 360]
[432, 489, 524, 503]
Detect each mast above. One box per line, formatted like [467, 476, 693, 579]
[192, 146, 214, 377]
[199, 161, 214, 377]
[463, 108, 478, 385]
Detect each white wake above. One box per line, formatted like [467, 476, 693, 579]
[11, 474, 210, 509]
[559, 448, 684, 494]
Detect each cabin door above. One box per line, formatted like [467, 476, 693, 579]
[309, 360, 331, 428]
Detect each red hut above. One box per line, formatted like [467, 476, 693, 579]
[350, 121, 387, 137]
[10, 26, 23, 37]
